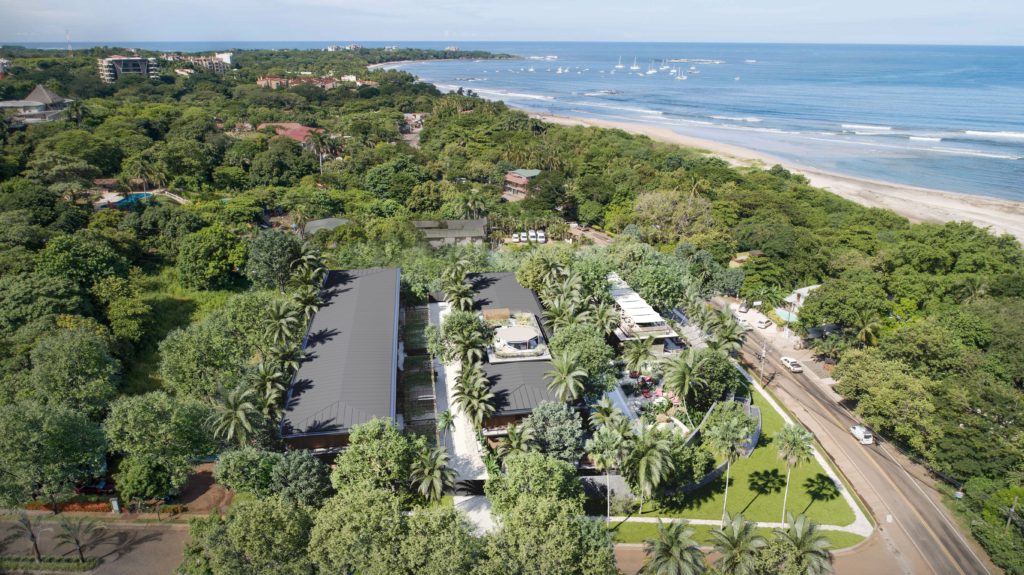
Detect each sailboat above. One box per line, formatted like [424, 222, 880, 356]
[629, 57, 640, 71]
[615, 56, 624, 69]
[659, 59, 670, 70]
[646, 61, 657, 75]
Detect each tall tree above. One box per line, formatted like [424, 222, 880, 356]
[640, 519, 707, 575]
[625, 424, 675, 513]
[624, 337, 655, 377]
[661, 349, 707, 427]
[776, 425, 815, 525]
[11, 513, 43, 563]
[704, 416, 752, 524]
[56, 516, 104, 563]
[586, 425, 628, 522]
[436, 409, 455, 445]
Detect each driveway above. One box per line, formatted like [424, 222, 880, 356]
[1, 519, 188, 575]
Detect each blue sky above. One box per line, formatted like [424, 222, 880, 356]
[0, 0, 1021, 45]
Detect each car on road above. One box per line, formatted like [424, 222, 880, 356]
[755, 318, 773, 329]
[850, 425, 874, 445]
[780, 356, 804, 373]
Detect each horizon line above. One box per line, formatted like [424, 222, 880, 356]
[4, 39, 1023, 49]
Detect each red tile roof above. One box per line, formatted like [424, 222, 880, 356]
[256, 122, 324, 143]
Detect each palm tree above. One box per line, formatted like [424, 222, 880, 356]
[641, 519, 707, 575]
[543, 296, 581, 333]
[411, 446, 455, 503]
[209, 386, 259, 446]
[625, 424, 675, 514]
[444, 280, 475, 312]
[265, 300, 301, 346]
[590, 396, 622, 429]
[710, 513, 767, 575]
[269, 341, 304, 374]
[56, 516, 104, 563]
[436, 409, 455, 444]
[497, 423, 536, 458]
[459, 189, 487, 219]
[712, 316, 747, 355]
[624, 337, 655, 378]
[851, 308, 882, 347]
[254, 361, 286, 418]
[703, 416, 752, 524]
[812, 335, 846, 363]
[11, 512, 42, 563]
[593, 301, 620, 336]
[305, 131, 338, 175]
[291, 284, 323, 323]
[775, 513, 834, 575]
[776, 425, 815, 525]
[586, 426, 627, 522]
[546, 351, 588, 403]
[448, 327, 486, 365]
[291, 243, 327, 282]
[452, 369, 495, 430]
[661, 349, 706, 427]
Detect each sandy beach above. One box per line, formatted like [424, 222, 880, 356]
[533, 113, 1024, 242]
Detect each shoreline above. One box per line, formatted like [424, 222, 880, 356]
[531, 113, 1024, 242]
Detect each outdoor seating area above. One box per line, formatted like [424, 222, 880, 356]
[608, 272, 678, 343]
[485, 309, 550, 362]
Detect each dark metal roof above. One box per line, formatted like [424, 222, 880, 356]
[303, 217, 350, 236]
[281, 268, 400, 438]
[467, 272, 557, 415]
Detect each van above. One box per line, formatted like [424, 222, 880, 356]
[850, 425, 874, 445]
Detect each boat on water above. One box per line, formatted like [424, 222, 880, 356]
[629, 57, 641, 71]
[659, 59, 670, 70]
[646, 61, 657, 75]
[676, 73, 688, 81]
[527, 66, 534, 72]
[615, 56, 624, 69]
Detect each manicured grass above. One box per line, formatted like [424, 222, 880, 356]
[627, 389, 856, 527]
[610, 521, 864, 549]
[0, 556, 99, 572]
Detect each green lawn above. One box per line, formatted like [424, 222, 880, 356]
[611, 521, 864, 549]
[624, 388, 857, 527]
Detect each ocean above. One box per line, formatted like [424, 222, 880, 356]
[17, 41, 1024, 201]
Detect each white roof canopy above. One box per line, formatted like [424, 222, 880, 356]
[606, 273, 673, 329]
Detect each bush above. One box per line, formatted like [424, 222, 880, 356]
[0, 557, 100, 571]
[215, 448, 283, 496]
[522, 402, 584, 464]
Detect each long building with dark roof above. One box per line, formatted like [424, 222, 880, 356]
[281, 268, 401, 451]
[466, 272, 560, 434]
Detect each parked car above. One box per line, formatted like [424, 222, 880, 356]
[738, 301, 751, 313]
[737, 319, 753, 331]
[511, 232, 522, 243]
[517, 232, 528, 242]
[537, 230, 547, 243]
[850, 425, 874, 445]
[75, 479, 116, 496]
[528, 230, 538, 242]
[755, 318, 773, 329]
[780, 356, 804, 373]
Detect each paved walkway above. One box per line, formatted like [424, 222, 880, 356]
[0, 519, 188, 575]
[431, 303, 487, 481]
[454, 495, 495, 534]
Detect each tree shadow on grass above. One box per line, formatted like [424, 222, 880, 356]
[655, 473, 728, 515]
[741, 468, 786, 513]
[802, 473, 840, 514]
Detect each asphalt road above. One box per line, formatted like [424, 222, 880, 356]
[740, 336, 995, 575]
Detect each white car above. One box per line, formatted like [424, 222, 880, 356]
[518, 232, 528, 243]
[850, 425, 874, 445]
[537, 230, 547, 243]
[755, 318, 773, 329]
[780, 356, 803, 373]
[511, 232, 522, 243]
[528, 230, 538, 242]
[737, 319, 753, 331]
